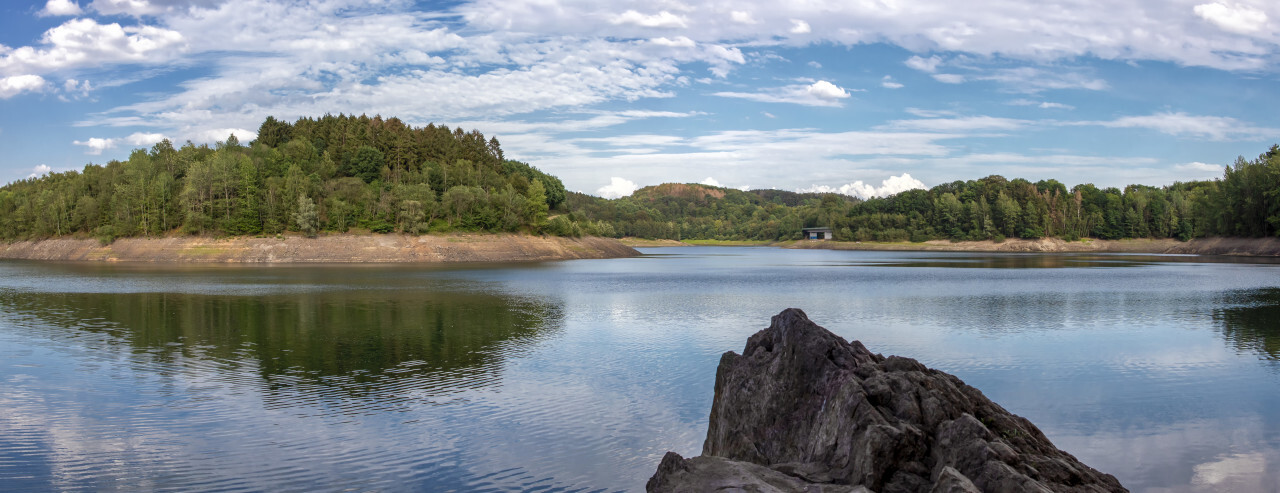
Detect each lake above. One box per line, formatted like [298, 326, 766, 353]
[2, 247, 1280, 492]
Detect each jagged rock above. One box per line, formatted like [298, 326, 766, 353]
[648, 308, 1126, 493]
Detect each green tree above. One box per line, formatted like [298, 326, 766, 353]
[526, 179, 549, 232]
[294, 194, 318, 237]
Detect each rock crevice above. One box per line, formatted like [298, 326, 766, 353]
[647, 308, 1126, 493]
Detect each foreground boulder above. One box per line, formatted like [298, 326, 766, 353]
[648, 308, 1126, 493]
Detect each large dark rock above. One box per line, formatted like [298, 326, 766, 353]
[647, 308, 1126, 493]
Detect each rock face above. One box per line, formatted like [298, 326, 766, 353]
[647, 308, 1126, 493]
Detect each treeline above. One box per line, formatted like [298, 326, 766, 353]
[0, 114, 593, 241]
[5, 121, 1277, 244]
[571, 145, 1280, 242]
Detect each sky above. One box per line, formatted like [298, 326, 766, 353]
[1, 0, 1277, 199]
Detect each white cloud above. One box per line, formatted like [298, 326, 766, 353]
[610, 10, 688, 29]
[73, 137, 117, 155]
[880, 116, 1031, 132]
[1088, 112, 1277, 141]
[14, 0, 1274, 193]
[0, 75, 47, 98]
[0, 18, 185, 74]
[126, 132, 166, 146]
[194, 128, 257, 144]
[1194, 3, 1268, 34]
[806, 80, 850, 100]
[979, 67, 1108, 93]
[30, 164, 53, 178]
[801, 173, 927, 199]
[881, 75, 904, 89]
[455, 0, 1279, 71]
[730, 11, 757, 24]
[1176, 161, 1224, 174]
[932, 74, 965, 84]
[88, 0, 199, 17]
[596, 177, 639, 198]
[1009, 99, 1075, 110]
[807, 61, 822, 68]
[700, 177, 723, 187]
[762, 111, 776, 118]
[39, 0, 83, 17]
[59, 78, 92, 100]
[651, 36, 695, 47]
[905, 55, 942, 72]
[714, 80, 850, 107]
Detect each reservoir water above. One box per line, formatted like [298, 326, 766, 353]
[2, 247, 1280, 492]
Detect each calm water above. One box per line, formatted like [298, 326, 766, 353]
[2, 247, 1280, 492]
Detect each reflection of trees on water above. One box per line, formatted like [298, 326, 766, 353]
[863, 254, 1158, 269]
[1215, 289, 1280, 361]
[0, 288, 562, 407]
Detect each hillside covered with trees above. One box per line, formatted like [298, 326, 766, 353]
[569, 145, 1280, 243]
[0, 114, 607, 242]
[2, 113, 1276, 246]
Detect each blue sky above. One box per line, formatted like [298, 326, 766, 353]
[1, 0, 1277, 198]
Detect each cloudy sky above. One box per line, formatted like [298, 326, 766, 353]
[1, 0, 1277, 198]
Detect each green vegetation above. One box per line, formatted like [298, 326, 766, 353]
[0, 114, 581, 241]
[570, 145, 1280, 243]
[3, 113, 1278, 246]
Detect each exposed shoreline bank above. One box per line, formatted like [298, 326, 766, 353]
[785, 236, 1280, 256]
[0, 234, 639, 263]
[625, 236, 1280, 256]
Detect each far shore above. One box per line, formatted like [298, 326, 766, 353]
[0, 233, 639, 263]
[623, 236, 1280, 256]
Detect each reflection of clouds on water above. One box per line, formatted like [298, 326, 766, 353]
[1049, 417, 1280, 493]
[1193, 453, 1268, 491]
[6, 249, 1280, 491]
[0, 324, 705, 491]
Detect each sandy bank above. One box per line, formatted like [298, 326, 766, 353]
[0, 234, 639, 263]
[618, 237, 691, 247]
[786, 236, 1280, 256]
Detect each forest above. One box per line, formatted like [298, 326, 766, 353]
[568, 145, 1280, 242]
[0, 114, 612, 242]
[1, 113, 1276, 244]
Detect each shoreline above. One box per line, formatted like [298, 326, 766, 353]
[622, 235, 1280, 256]
[0, 233, 640, 263]
[784, 236, 1280, 256]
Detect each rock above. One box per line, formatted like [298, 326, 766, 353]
[648, 308, 1127, 493]
[645, 452, 871, 493]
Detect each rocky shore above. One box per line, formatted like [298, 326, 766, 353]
[0, 234, 639, 263]
[647, 309, 1126, 492]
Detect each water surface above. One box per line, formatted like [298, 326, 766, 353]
[2, 248, 1279, 492]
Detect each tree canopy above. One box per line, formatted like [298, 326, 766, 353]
[568, 145, 1280, 243]
[2, 115, 1276, 245]
[0, 114, 574, 241]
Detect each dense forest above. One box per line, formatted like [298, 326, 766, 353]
[1, 113, 1276, 244]
[569, 145, 1280, 242]
[0, 114, 611, 242]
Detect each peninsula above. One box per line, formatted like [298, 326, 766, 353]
[0, 233, 637, 263]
